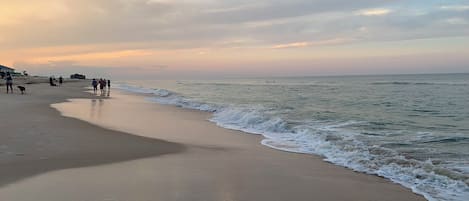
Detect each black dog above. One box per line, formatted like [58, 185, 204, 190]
[17, 86, 26, 94]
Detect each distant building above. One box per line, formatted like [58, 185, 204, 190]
[0, 65, 15, 78]
[0, 65, 14, 73]
[70, 73, 86, 79]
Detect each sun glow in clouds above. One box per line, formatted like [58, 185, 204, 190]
[273, 38, 354, 49]
[357, 8, 392, 16]
[273, 42, 311, 49]
[0, 0, 468, 77]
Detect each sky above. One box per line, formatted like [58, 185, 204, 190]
[0, 0, 468, 79]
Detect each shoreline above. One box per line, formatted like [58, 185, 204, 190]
[0, 82, 184, 188]
[0, 82, 426, 201]
[116, 80, 469, 201]
[0, 85, 424, 200]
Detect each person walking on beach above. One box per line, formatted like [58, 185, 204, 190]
[107, 79, 111, 89]
[92, 79, 98, 93]
[99, 79, 105, 93]
[59, 76, 63, 85]
[5, 73, 13, 93]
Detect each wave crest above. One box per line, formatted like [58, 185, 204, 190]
[116, 83, 469, 201]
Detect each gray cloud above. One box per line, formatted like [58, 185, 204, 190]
[0, 0, 468, 50]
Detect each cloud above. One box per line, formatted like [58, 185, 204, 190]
[1, 0, 468, 76]
[272, 38, 353, 49]
[37, 49, 154, 63]
[357, 8, 392, 16]
[1, 0, 467, 52]
[440, 5, 469, 11]
[15, 60, 170, 79]
[446, 18, 468, 25]
[273, 42, 310, 49]
[203, 3, 265, 13]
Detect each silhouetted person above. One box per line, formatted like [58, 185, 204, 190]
[107, 79, 111, 89]
[99, 79, 105, 93]
[5, 73, 13, 93]
[49, 77, 57, 86]
[92, 79, 98, 93]
[59, 76, 63, 85]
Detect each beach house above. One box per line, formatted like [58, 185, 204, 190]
[0, 65, 14, 73]
[0, 65, 15, 78]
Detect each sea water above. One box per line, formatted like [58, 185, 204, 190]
[117, 74, 469, 201]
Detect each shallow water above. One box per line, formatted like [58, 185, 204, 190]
[118, 74, 469, 201]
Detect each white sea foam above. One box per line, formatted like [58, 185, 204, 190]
[115, 84, 171, 97]
[116, 83, 469, 201]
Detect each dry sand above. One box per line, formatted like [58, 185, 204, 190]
[0, 82, 426, 201]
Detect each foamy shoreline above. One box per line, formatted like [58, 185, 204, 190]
[115, 81, 469, 201]
[0, 82, 425, 201]
[0, 85, 424, 201]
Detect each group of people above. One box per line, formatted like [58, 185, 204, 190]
[3, 74, 113, 95]
[3, 73, 63, 94]
[92, 78, 111, 93]
[49, 76, 64, 86]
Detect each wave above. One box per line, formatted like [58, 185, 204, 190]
[116, 84, 172, 97]
[177, 81, 336, 88]
[370, 81, 468, 86]
[418, 136, 469, 144]
[116, 83, 469, 201]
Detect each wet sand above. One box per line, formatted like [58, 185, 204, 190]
[0, 82, 183, 187]
[0, 83, 426, 201]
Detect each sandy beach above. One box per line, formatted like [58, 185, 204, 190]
[0, 81, 426, 201]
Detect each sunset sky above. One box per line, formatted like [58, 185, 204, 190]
[0, 0, 468, 79]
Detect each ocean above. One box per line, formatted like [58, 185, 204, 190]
[116, 73, 469, 201]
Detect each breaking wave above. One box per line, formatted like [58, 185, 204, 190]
[116, 83, 469, 201]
